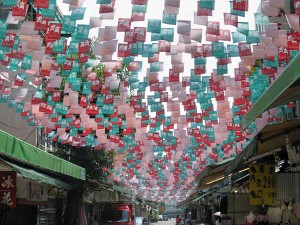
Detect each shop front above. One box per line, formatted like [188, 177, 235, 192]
[0, 129, 86, 224]
[83, 180, 135, 225]
[180, 159, 234, 225]
[0, 159, 72, 225]
[188, 125, 299, 225]
[214, 50, 300, 225]
[220, 119, 300, 225]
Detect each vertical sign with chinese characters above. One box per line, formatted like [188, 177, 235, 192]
[0, 171, 16, 208]
[249, 164, 276, 205]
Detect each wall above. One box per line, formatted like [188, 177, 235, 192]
[227, 193, 255, 225]
[276, 173, 300, 203]
[17, 177, 48, 202]
[0, 65, 37, 146]
[135, 210, 150, 218]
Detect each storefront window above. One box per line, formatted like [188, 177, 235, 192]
[101, 210, 129, 222]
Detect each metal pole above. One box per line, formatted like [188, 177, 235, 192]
[297, 100, 300, 118]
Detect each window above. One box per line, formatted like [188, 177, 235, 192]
[101, 210, 129, 222]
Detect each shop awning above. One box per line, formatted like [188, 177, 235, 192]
[196, 157, 234, 181]
[113, 185, 132, 195]
[225, 119, 300, 175]
[224, 138, 257, 175]
[186, 192, 199, 203]
[197, 158, 233, 190]
[0, 129, 86, 181]
[189, 188, 218, 205]
[257, 119, 300, 155]
[242, 51, 300, 130]
[3, 160, 71, 189]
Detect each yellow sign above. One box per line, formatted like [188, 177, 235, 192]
[249, 164, 276, 205]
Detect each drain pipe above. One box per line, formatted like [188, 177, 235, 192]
[296, 100, 300, 118]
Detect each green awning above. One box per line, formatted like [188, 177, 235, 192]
[242, 52, 300, 130]
[189, 188, 217, 204]
[3, 160, 71, 189]
[224, 138, 257, 175]
[0, 129, 86, 181]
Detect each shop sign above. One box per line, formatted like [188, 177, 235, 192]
[29, 183, 43, 202]
[249, 164, 276, 205]
[0, 171, 16, 208]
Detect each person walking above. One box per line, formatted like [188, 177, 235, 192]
[176, 215, 182, 225]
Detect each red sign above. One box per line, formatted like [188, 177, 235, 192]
[131, 12, 145, 21]
[202, 44, 212, 57]
[78, 39, 91, 54]
[124, 29, 135, 43]
[34, 0, 49, 8]
[2, 86, 11, 96]
[13, 74, 24, 87]
[34, 14, 49, 31]
[158, 40, 171, 52]
[219, 30, 231, 41]
[206, 21, 220, 36]
[131, 0, 147, 4]
[224, 13, 238, 27]
[2, 33, 16, 48]
[99, 0, 115, 13]
[134, 27, 146, 42]
[78, 53, 89, 63]
[86, 104, 99, 115]
[233, 0, 248, 11]
[0, 171, 16, 208]
[10, 47, 24, 59]
[33, 76, 43, 86]
[117, 18, 131, 32]
[195, 64, 206, 75]
[46, 23, 62, 40]
[0, 54, 10, 66]
[12, 0, 28, 17]
[118, 44, 129, 57]
[0, 79, 4, 90]
[169, 69, 179, 82]
[197, 2, 212, 16]
[238, 42, 252, 56]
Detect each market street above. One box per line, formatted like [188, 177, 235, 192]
[1, 0, 300, 225]
[152, 220, 177, 225]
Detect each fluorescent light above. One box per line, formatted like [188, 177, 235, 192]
[238, 168, 249, 173]
[206, 177, 224, 185]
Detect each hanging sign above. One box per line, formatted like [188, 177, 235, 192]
[249, 164, 276, 205]
[29, 183, 44, 202]
[0, 171, 16, 208]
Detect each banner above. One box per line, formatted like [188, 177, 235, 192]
[249, 164, 276, 205]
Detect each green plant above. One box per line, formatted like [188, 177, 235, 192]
[51, 143, 115, 225]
